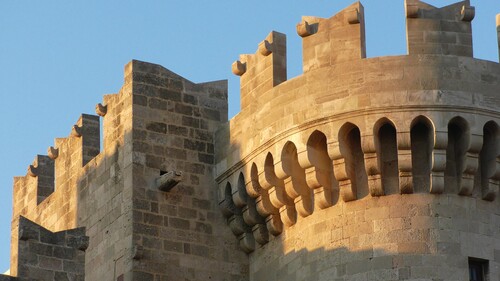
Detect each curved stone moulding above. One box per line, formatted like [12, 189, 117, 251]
[218, 113, 500, 253]
[216, 0, 500, 255]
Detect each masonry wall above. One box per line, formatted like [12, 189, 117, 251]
[249, 194, 499, 281]
[3, 217, 88, 281]
[8, 61, 135, 280]
[10, 114, 100, 276]
[126, 60, 248, 280]
[216, 1, 500, 281]
[7, 58, 250, 280]
[76, 74, 135, 280]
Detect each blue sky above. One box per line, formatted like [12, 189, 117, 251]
[0, 0, 498, 272]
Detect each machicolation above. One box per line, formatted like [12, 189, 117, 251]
[1, 0, 500, 280]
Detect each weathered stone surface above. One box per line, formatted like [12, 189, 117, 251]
[4, 2, 500, 281]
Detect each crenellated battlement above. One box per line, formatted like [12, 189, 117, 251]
[7, 56, 236, 279]
[230, 1, 499, 122]
[298, 2, 366, 72]
[216, 0, 500, 255]
[4, 1, 500, 280]
[232, 31, 287, 111]
[405, 0, 474, 56]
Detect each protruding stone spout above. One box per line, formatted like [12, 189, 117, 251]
[156, 171, 183, 192]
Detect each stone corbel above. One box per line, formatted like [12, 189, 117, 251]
[252, 224, 269, 245]
[397, 131, 413, 194]
[259, 165, 292, 210]
[265, 214, 283, 236]
[238, 232, 255, 254]
[482, 157, 500, 201]
[245, 169, 261, 198]
[228, 214, 248, 236]
[299, 149, 334, 209]
[279, 205, 296, 227]
[431, 131, 447, 194]
[361, 134, 383, 196]
[330, 143, 355, 202]
[254, 192, 277, 217]
[459, 133, 482, 195]
[242, 198, 264, 226]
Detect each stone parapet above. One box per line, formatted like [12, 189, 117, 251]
[405, 0, 474, 56]
[215, 2, 500, 272]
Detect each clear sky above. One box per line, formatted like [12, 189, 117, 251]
[0, 0, 498, 272]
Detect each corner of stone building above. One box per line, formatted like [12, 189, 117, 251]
[123, 59, 248, 280]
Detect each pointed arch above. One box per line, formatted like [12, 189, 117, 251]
[374, 118, 399, 195]
[445, 116, 470, 194]
[338, 122, 368, 199]
[410, 116, 434, 193]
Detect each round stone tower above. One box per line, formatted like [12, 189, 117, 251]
[215, 1, 500, 280]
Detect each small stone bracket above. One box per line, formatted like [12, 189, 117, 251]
[258, 40, 273, 56]
[232, 60, 247, 76]
[406, 4, 420, 18]
[27, 165, 38, 177]
[347, 9, 360, 24]
[95, 103, 108, 117]
[155, 171, 183, 192]
[71, 125, 83, 137]
[460, 5, 475, 22]
[47, 146, 59, 160]
[296, 20, 319, 38]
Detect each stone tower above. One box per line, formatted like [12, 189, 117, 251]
[1, 1, 500, 281]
